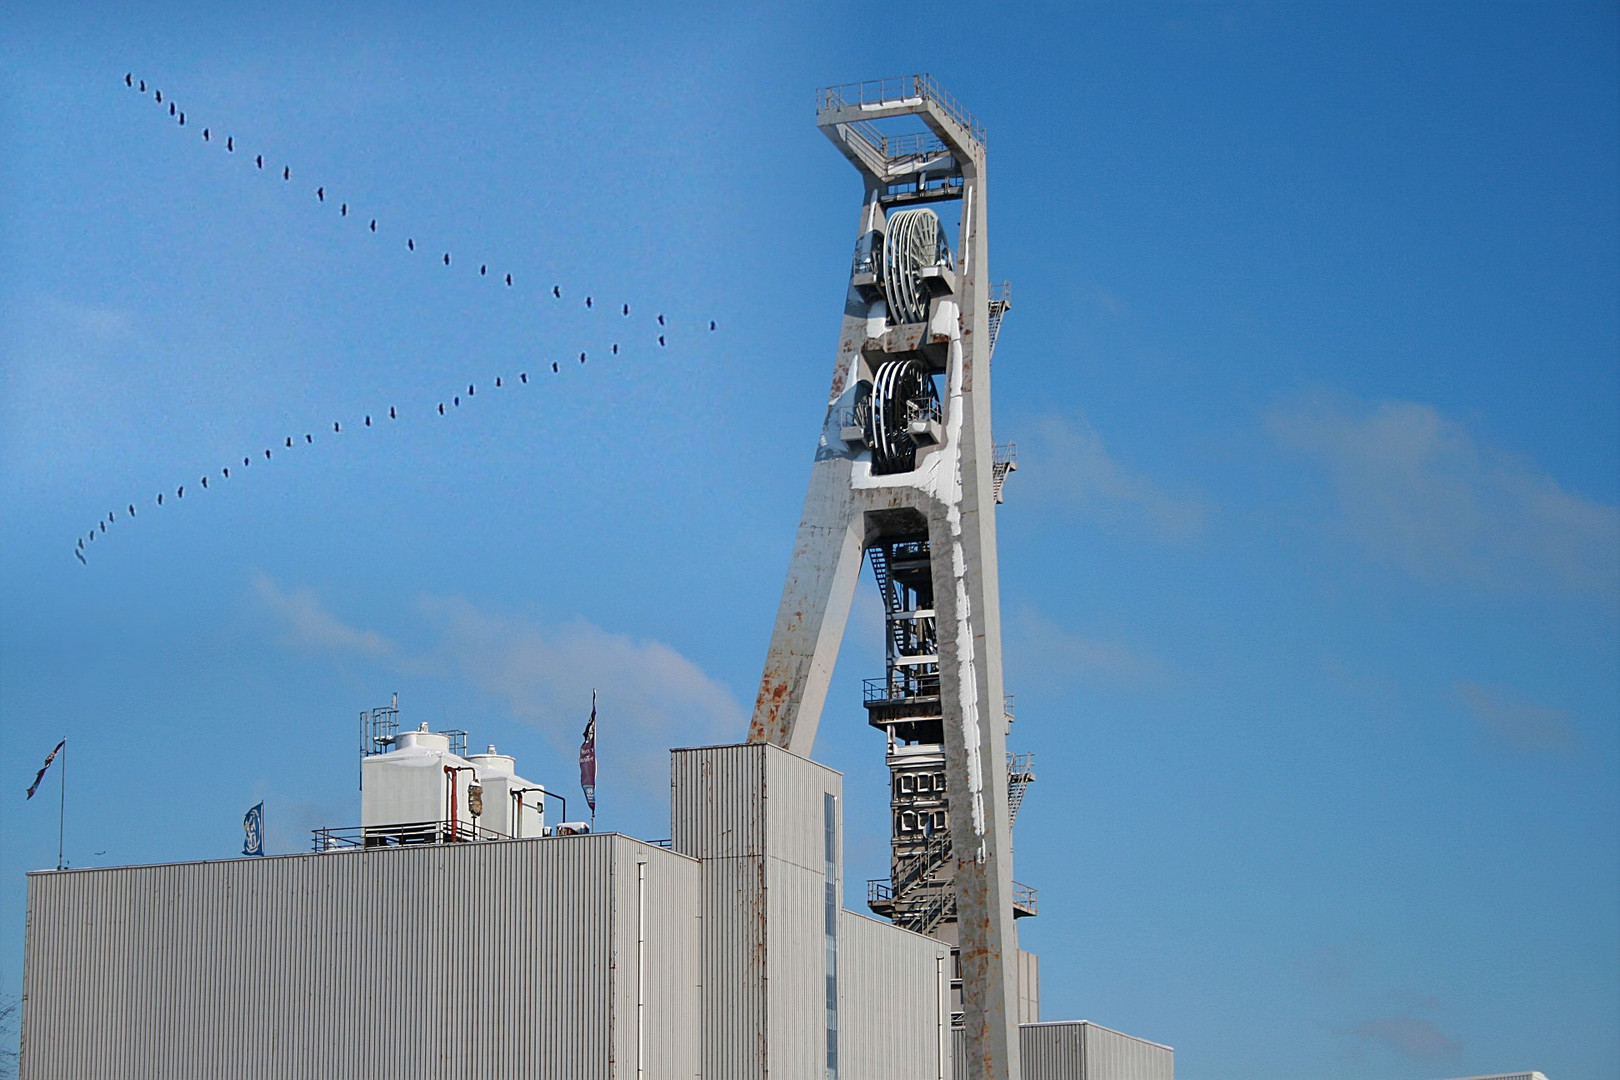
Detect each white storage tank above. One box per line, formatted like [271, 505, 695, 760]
[361, 723, 480, 843]
[467, 745, 547, 838]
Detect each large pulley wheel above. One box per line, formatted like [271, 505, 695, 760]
[883, 208, 950, 325]
[867, 359, 939, 475]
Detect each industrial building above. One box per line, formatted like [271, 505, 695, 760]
[23, 738, 1171, 1079]
[21, 76, 1180, 1079]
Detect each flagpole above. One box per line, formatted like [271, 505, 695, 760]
[57, 740, 66, 871]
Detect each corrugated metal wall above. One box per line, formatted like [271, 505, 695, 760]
[670, 743, 842, 873]
[22, 834, 700, 1080]
[838, 911, 953, 1080]
[697, 855, 768, 1080]
[765, 857, 825, 1080]
[1079, 1021, 1174, 1080]
[951, 1021, 1174, 1080]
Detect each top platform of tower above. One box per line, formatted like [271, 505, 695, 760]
[815, 74, 985, 204]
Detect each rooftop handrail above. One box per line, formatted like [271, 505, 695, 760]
[816, 74, 987, 150]
[311, 818, 515, 852]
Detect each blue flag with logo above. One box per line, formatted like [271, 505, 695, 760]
[243, 802, 264, 856]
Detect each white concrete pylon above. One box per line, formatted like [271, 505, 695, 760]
[747, 75, 1023, 1080]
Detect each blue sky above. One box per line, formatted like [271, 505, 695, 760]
[2, 2, 1616, 1076]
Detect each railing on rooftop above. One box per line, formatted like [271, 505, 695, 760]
[312, 818, 513, 852]
[816, 74, 987, 150]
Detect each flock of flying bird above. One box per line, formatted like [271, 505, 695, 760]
[74, 73, 721, 565]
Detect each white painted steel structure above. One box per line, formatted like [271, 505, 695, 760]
[749, 73, 1023, 1080]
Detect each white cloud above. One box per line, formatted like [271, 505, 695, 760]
[1026, 415, 1206, 542]
[1006, 607, 1169, 692]
[252, 572, 400, 662]
[418, 594, 744, 771]
[1457, 681, 1583, 754]
[1271, 395, 1620, 600]
[251, 575, 746, 828]
[1348, 1014, 1462, 1062]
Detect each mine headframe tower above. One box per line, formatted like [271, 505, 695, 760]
[747, 75, 1025, 1080]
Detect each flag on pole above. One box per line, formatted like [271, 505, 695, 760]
[579, 690, 597, 819]
[26, 739, 66, 800]
[243, 802, 264, 856]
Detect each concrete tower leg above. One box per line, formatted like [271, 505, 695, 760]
[747, 76, 1022, 1080]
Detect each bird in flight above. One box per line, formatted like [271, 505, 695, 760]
[284, 166, 291, 181]
[585, 296, 593, 309]
[125, 73, 132, 87]
[551, 362, 559, 373]
[710, 321, 717, 331]
[370, 219, 377, 232]
[317, 187, 324, 202]
[256, 155, 263, 169]
[226, 137, 233, 152]
[623, 303, 630, 316]
[203, 128, 210, 141]
[658, 314, 666, 326]
[75, 549, 87, 565]
[505, 274, 513, 286]
[552, 285, 561, 299]
[612, 343, 619, 355]
[200, 476, 208, 489]
[579, 352, 587, 364]
[408, 239, 415, 251]
[438, 403, 445, 415]
[519, 372, 528, 384]
[443, 253, 451, 266]
[389, 406, 396, 420]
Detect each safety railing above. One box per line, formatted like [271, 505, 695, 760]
[312, 818, 512, 852]
[816, 74, 987, 149]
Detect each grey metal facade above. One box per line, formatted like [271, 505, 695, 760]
[953, 1022, 1174, 1080]
[839, 910, 954, 1080]
[23, 832, 700, 1080]
[24, 742, 974, 1079]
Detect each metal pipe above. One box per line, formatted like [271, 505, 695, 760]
[636, 858, 647, 1080]
[444, 765, 475, 841]
[509, 786, 565, 837]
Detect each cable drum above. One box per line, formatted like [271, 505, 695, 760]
[882, 209, 952, 325]
[867, 358, 940, 475]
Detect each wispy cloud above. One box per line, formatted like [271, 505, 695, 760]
[1458, 681, 1583, 754]
[418, 593, 743, 769]
[1006, 607, 1169, 692]
[252, 573, 401, 662]
[251, 575, 745, 827]
[1271, 395, 1620, 600]
[1026, 415, 1206, 542]
[1348, 1014, 1462, 1062]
